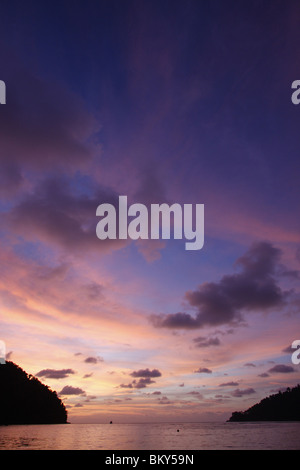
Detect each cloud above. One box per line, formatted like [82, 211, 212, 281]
[82, 283, 104, 301]
[151, 241, 286, 329]
[36, 368, 75, 379]
[119, 377, 156, 389]
[130, 368, 162, 378]
[268, 364, 295, 373]
[0, 50, 98, 176]
[280, 269, 300, 280]
[136, 239, 166, 263]
[244, 363, 256, 368]
[151, 312, 201, 329]
[194, 367, 212, 374]
[119, 383, 133, 389]
[282, 345, 294, 354]
[0, 44, 101, 201]
[231, 388, 256, 397]
[59, 385, 86, 395]
[7, 176, 127, 255]
[215, 394, 231, 399]
[187, 391, 204, 399]
[84, 356, 104, 364]
[258, 373, 269, 378]
[219, 381, 239, 387]
[133, 377, 156, 389]
[157, 396, 172, 405]
[134, 166, 168, 207]
[193, 336, 221, 348]
[119, 368, 162, 389]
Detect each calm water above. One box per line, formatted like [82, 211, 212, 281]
[0, 422, 299, 450]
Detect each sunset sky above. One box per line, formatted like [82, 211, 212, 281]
[0, 0, 300, 423]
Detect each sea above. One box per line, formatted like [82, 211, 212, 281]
[0, 421, 299, 450]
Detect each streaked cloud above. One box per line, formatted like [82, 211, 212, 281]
[36, 368, 76, 379]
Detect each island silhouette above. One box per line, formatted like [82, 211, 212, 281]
[0, 361, 67, 425]
[228, 384, 300, 422]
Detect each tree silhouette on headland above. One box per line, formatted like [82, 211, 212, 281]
[228, 384, 300, 422]
[0, 361, 67, 425]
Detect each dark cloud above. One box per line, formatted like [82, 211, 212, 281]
[187, 391, 204, 399]
[59, 385, 85, 395]
[279, 269, 300, 280]
[151, 242, 286, 329]
[151, 312, 201, 329]
[0, 48, 98, 179]
[231, 388, 256, 397]
[119, 368, 162, 389]
[244, 363, 256, 368]
[119, 377, 156, 389]
[134, 166, 168, 207]
[36, 368, 75, 379]
[258, 373, 269, 378]
[84, 356, 104, 364]
[6, 176, 127, 254]
[82, 283, 104, 300]
[194, 367, 212, 374]
[218, 381, 239, 387]
[193, 336, 221, 348]
[268, 364, 295, 373]
[119, 383, 133, 389]
[130, 368, 162, 378]
[133, 377, 155, 389]
[157, 396, 172, 405]
[0, 46, 101, 205]
[282, 345, 294, 354]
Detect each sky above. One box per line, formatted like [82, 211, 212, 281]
[0, 0, 300, 423]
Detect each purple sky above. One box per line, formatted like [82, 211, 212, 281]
[0, 0, 300, 423]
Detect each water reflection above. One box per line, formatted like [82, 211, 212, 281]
[0, 422, 299, 450]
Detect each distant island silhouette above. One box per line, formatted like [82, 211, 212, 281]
[0, 361, 67, 425]
[228, 384, 300, 422]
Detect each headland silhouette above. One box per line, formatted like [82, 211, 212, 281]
[228, 384, 300, 422]
[0, 361, 67, 425]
